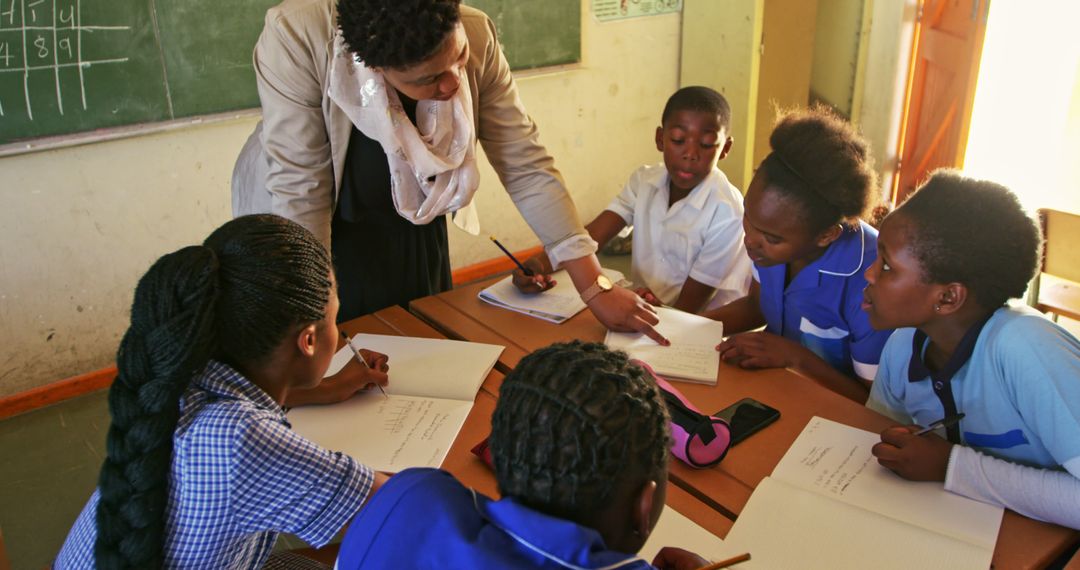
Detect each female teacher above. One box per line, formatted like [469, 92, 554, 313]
[232, 0, 665, 342]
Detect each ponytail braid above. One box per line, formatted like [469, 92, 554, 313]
[94, 214, 332, 568]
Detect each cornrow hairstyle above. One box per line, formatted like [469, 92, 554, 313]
[894, 170, 1041, 310]
[337, 0, 462, 69]
[490, 341, 672, 524]
[94, 214, 332, 569]
[762, 105, 880, 233]
[661, 86, 732, 132]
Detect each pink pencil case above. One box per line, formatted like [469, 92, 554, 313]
[633, 359, 732, 469]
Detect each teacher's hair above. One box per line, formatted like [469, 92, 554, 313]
[93, 215, 332, 568]
[490, 341, 671, 524]
[337, 0, 462, 69]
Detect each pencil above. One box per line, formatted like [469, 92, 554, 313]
[694, 553, 750, 570]
[914, 413, 965, 436]
[489, 235, 534, 276]
[339, 331, 388, 399]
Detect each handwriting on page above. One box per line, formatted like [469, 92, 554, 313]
[799, 444, 874, 496]
[633, 344, 714, 377]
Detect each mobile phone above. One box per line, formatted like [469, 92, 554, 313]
[714, 398, 780, 446]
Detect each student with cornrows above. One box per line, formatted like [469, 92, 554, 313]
[55, 215, 390, 568]
[864, 171, 1080, 530]
[335, 341, 711, 569]
[706, 106, 894, 402]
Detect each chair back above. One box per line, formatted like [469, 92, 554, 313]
[1029, 208, 1080, 321]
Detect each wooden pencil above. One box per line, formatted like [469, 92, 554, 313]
[694, 552, 751, 570]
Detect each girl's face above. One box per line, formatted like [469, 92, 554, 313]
[862, 212, 941, 330]
[742, 170, 829, 267]
[303, 276, 341, 389]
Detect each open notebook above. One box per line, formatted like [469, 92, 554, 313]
[638, 507, 728, 565]
[605, 306, 724, 384]
[288, 334, 504, 473]
[715, 417, 1004, 570]
[478, 268, 627, 324]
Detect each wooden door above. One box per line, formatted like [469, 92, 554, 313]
[893, 0, 989, 202]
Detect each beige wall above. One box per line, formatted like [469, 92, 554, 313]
[0, 5, 681, 397]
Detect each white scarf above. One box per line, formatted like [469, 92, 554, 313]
[327, 32, 481, 234]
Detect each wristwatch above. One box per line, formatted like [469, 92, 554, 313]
[580, 274, 613, 304]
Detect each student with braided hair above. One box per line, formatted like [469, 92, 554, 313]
[706, 106, 894, 402]
[55, 214, 389, 569]
[336, 341, 711, 569]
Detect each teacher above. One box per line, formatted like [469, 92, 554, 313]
[232, 0, 664, 342]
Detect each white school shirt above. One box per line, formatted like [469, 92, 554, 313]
[606, 164, 752, 311]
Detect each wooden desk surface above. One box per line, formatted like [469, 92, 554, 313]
[409, 280, 1079, 567]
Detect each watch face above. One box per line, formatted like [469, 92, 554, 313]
[597, 275, 613, 290]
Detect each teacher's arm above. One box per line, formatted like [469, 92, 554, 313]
[465, 11, 666, 343]
[251, 6, 336, 248]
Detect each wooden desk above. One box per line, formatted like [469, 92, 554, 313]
[410, 280, 1080, 567]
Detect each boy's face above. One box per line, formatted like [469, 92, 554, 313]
[862, 213, 941, 330]
[655, 110, 733, 193]
[741, 171, 827, 267]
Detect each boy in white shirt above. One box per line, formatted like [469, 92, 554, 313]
[515, 86, 752, 313]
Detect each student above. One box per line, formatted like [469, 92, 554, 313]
[707, 106, 893, 402]
[514, 86, 751, 314]
[55, 215, 390, 568]
[335, 341, 711, 569]
[864, 171, 1080, 530]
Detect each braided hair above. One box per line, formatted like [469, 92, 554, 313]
[337, 0, 462, 69]
[94, 214, 332, 568]
[762, 105, 879, 233]
[490, 341, 672, 524]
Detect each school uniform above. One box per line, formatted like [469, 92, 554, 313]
[754, 220, 891, 381]
[55, 361, 374, 569]
[606, 164, 752, 311]
[337, 468, 653, 570]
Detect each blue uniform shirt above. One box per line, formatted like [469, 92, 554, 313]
[754, 220, 892, 380]
[55, 360, 374, 569]
[338, 468, 653, 570]
[868, 306, 1080, 468]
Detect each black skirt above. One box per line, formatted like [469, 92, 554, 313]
[331, 121, 452, 323]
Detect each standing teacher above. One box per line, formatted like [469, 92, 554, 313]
[232, 0, 665, 342]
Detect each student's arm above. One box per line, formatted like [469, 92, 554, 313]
[703, 280, 765, 334]
[670, 277, 718, 313]
[284, 351, 390, 407]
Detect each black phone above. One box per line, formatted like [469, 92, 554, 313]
[714, 398, 780, 446]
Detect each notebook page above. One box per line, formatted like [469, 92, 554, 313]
[288, 394, 473, 473]
[477, 268, 626, 323]
[605, 306, 724, 384]
[638, 506, 727, 564]
[325, 334, 504, 402]
[716, 477, 992, 570]
[772, 416, 1002, 550]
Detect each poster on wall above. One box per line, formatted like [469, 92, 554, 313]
[592, 0, 682, 22]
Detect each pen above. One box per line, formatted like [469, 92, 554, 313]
[489, 235, 534, 276]
[694, 553, 750, 570]
[914, 413, 965, 436]
[339, 331, 388, 399]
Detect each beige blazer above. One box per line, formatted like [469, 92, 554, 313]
[232, 0, 587, 256]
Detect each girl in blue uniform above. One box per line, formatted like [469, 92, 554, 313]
[864, 171, 1080, 530]
[56, 215, 389, 568]
[707, 106, 893, 402]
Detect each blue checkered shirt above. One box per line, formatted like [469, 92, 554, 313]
[55, 360, 374, 569]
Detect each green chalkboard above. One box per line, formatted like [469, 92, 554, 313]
[0, 0, 580, 146]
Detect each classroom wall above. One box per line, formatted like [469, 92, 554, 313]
[810, 0, 864, 117]
[0, 5, 682, 398]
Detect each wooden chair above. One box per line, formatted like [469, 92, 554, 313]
[1028, 208, 1080, 322]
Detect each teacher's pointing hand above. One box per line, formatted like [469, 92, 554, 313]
[588, 286, 669, 346]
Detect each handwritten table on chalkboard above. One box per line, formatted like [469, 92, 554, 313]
[0, 0, 579, 147]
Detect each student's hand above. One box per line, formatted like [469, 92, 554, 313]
[589, 287, 669, 346]
[715, 331, 798, 369]
[652, 547, 711, 570]
[328, 350, 390, 400]
[872, 426, 953, 482]
[511, 257, 555, 294]
[634, 286, 663, 306]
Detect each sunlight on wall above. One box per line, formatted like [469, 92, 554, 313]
[964, 1, 1080, 215]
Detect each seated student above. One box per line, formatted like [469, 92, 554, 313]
[514, 86, 752, 314]
[863, 171, 1080, 530]
[706, 106, 893, 402]
[336, 341, 711, 569]
[55, 215, 390, 568]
